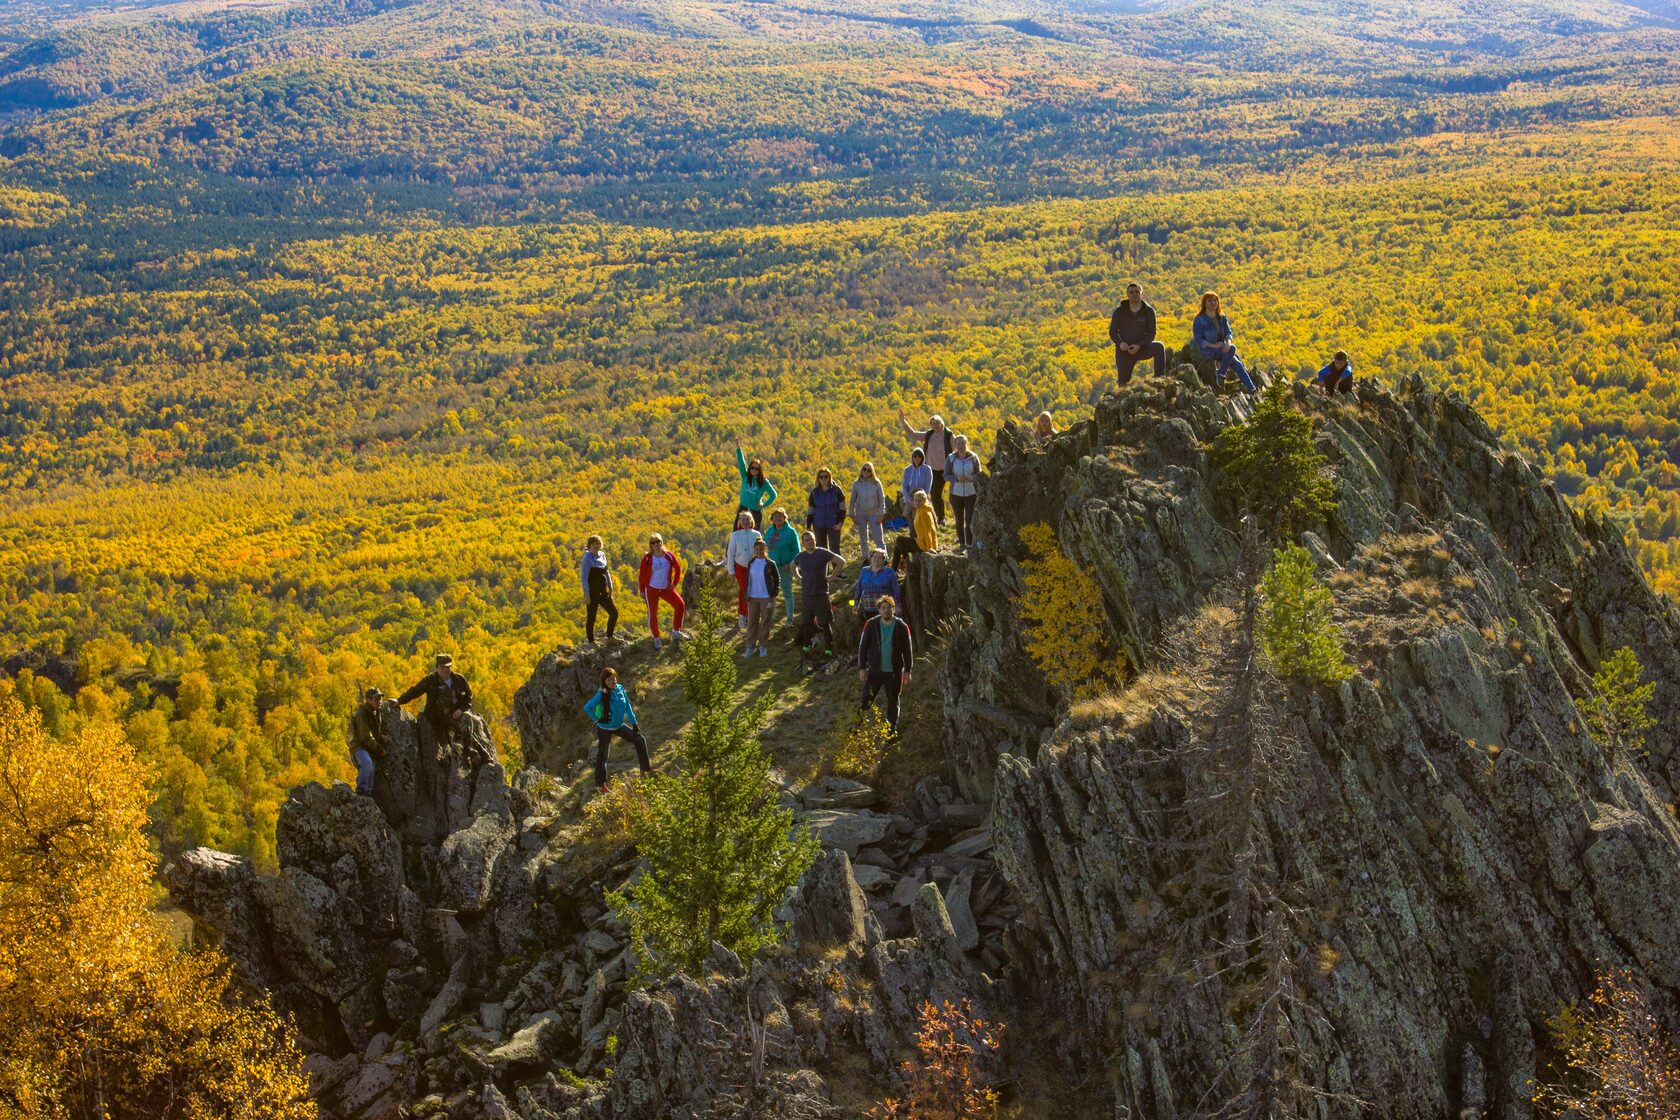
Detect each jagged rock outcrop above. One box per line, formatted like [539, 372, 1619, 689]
[961, 372, 1680, 1117]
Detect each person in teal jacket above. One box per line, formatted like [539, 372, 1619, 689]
[584, 667, 653, 791]
[764, 507, 803, 625]
[735, 446, 779, 529]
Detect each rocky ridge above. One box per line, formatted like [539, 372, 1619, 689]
[169, 368, 1680, 1119]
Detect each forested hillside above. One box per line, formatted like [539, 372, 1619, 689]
[1, 0, 1677, 866]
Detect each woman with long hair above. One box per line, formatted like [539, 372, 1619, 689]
[1192, 291, 1256, 394]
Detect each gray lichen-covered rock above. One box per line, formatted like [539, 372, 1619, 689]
[792, 849, 870, 952]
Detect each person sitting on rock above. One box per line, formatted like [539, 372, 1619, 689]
[734, 445, 778, 530]
[581, 534, 618, 644]
[637, 533, 688, 650]
[794, 530, 844, 652]
[858, 595, 914, 733]
[1193, 291, 1256, 394]
[805, 467, 847, 554]
[1109, 281, 1168, 385]
[890, 489, 938, 572]
[397, 654, 491, 763]
[348, 686, 387, 797]
[744, 539, 780, 659]
[897, 409, 955, 525]
[946, 433, 981, 550]
[1317, 350, 1354, 396]
[854, 548, 900, 622]
[584, 667, 652, 792]
[900, 448, 933, 520]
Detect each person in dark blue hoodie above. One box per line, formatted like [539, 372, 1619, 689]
[1192, 291, 1256, 394]
[1316, 350, 1354, 396]
[584, 667, 653, 791]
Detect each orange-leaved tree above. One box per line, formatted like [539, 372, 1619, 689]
[873, 998, 1004, 1120]
[0, 697, 313, 1119]
[1536, 971, 1680, 1119]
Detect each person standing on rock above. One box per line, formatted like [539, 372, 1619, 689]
[897, 410, 955, 525]
[1109, 281, 1168, 385]
[890, 489, 938, 572]
[946, 433, 981, 549]
[849, 461, 887, 562]
[854, 548, 900, 622]
[1193, 291, 1256, 394]
[858, 595, 914, 733]
[805, 467, 846, 554]
[794, 530, 844, 651]
[1317, 350, 1354, 396]
[585, 667, 652, 792]
[637, 533, 687, 650]
[900, 448, 933, 520]
[743, 539, 780, 658]
[725, 511, 764, 631]
[581, 534, 618, 644]
[764, 507, 802, 629]
[397, 654, 490, 763]
[734, 445, 778, 530]
[348, 686, 387, 796]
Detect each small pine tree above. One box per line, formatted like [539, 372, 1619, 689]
[1211, 379, 1337, 540]
[611, 596, 819, 976]
[1016, 522, 1125, 698]
[1259, 544, 1353, 685]
[1586, 646, 1656, 767]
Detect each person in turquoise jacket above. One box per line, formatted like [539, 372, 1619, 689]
[735, 446, 779, 529]
[1192, 291, 1256, 394]
[764, 507, 803, 625]
[583, 667, 652, 791]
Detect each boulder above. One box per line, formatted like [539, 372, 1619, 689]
[793, 849, 870, 952]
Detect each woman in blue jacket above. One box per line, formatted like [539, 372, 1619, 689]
[583, 667, 653, 791]
[806, 468, 846, 554]
[1193, 292, 1256, 394]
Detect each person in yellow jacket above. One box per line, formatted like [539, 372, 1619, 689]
[890, 489, 938, 571]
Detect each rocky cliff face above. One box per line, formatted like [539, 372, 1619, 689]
[169, 370, 1680, 1119]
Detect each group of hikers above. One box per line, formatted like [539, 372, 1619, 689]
[347, 653, 491, 796]
[351, 286, 1356, 795]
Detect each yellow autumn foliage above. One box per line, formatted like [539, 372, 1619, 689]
[1016, 523, 1124, 700]
[0, 698, 312, 1120]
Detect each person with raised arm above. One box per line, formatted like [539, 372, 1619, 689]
[1192, 291, 1256, 394]
[1108, 281, 1168, 385]
[897, 409, 955, 525]
[857, 595, 914, 733]
[637, 533, 688, 650]
[734, 445, 778, 530]
[397, 654, 491, 763]
[725, 510, 764, 631]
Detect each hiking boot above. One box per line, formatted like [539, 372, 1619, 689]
[653, 637, 664, 651]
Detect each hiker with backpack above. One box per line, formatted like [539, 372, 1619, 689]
[581, 534, 618, 644]
[897, 409, 955, 525]
[348, 686, 388, 796]
[735, 446, 778, 529]
[1192, 291, 1256, 394]
[584, 667, 653, 792]
[1109, 282, 1168, 385]
[637, 534, 688, 650]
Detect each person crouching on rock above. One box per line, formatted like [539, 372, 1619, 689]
[348, 686, 388, 796]
[1317, 350, 1354, 396]
[397, 653, 491, 764]
[890, 489, 937, 573]
[586, 667, 652, 792]
[1109, 281, 1167, 386]
[581, 534, 618, 644]
[638, 533, 688, 650]
[858, 595, 914, 734]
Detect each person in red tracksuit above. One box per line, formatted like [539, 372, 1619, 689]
[638, 534, 688, 650]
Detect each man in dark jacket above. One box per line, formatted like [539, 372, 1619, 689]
[348, 686, 387, 796]
[1108, 282, 1167, 386]
[397, 654, 490, 762]
[857, 595, 914, 732]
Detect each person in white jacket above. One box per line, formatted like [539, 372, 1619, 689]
[849, 461, 887, 562]
[581, 534, 617, 643]
[725, 511, 764, 630]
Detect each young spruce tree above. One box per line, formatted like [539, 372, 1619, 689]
[1211, 379, 1337, 541]
[612, 596, 818, 976]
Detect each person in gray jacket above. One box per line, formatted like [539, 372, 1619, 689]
[945, 434, 981, 548]
[849, 461, 887, 562]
